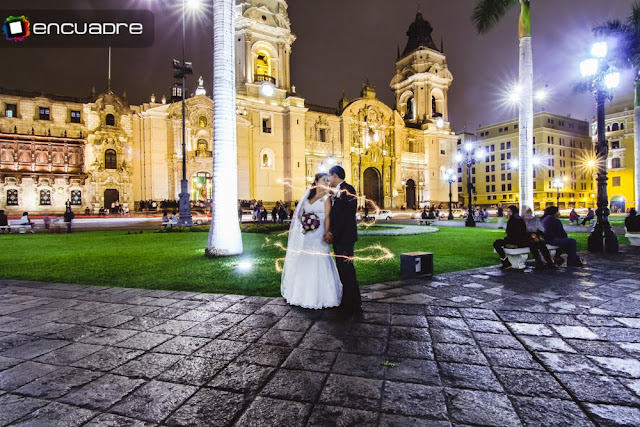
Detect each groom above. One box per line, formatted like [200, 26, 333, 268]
[324, 165, 362, 318]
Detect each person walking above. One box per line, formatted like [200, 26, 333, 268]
[542, 206, 583, 267]
[43, 213, 51, 231]
[63, 208, 75, 233]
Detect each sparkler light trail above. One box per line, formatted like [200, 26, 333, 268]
[273, 243, 394, 273]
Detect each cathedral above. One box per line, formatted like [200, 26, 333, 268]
[0, 0, 457, 214]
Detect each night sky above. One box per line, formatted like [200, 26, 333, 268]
[0, 0, 636, 132]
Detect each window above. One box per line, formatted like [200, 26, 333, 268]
[508, 184, 512, 191]
[486, 185, 490, 192]
[319, 129, 327, 142]
[612, 123, 619, 132]
[196, 140, 209, 157]
[6, 189, 18, 205]
[105, 149, 117, 169]
[256, 51, 271, 78]
[612, 158, 621, 169]
[199, 116, 207, 128]
[501, 184, 506, 191]
[106, 114, 115, 126]
[491, 175, 495, 182]
[507, 173, 511, 180]
[501, 153, 505, 160]
[491, 155, 495, 162]
[5, 104, 17, 118]
[39, 189, 51, 206]
[612, 176, 621, 187]
[70, 110, 81, 123]
[621, 123, 625, 130]
[70, 190, 82, 205]
[262, 117, 272, 134]
[500, 143, 505, 150]
[486, 166, 490, 173]
[611, 140, 620, 149]
[501, 174, 505, 180]
[491, 185, 495, 192]
[506, 141, 511, 149]
[485, 176, 490, 183]
[491, 165, 495, 172]
[39, 107, 50, 120]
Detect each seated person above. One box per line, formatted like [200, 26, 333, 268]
[0, 209, 8, 233]
[581, 208, 595, 225]
[522, 206, 556, 269]
[626, 208, 640, 232]
[162, 210, 169, 224]
[169, 212, 178, 224]
[483, 209, 490, 222]
[493, 205, 545, 270]
[569, 209, 579, 225]
[19, 212, 35, 232]
[542, 206, 583, 267]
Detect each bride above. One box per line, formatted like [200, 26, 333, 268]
[281, 173, 343, 309]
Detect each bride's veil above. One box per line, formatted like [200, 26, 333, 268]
[280, 187, 311, 291]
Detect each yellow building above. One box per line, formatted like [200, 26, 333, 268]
[593, 94, 636, 212]
[458, 112, 595, 210]
[0, 2, 458, 214]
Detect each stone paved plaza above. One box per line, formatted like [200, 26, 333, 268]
[1, 247, 640, 426]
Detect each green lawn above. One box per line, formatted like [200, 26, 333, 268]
[0, 228, 627, 296]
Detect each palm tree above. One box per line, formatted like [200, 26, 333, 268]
[206, 0, 243, 256]
[594, 1, 640, 211]
[473, 0, 533, 211]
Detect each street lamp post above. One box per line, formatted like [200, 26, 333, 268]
[456, 142, 485, 227]
[552, 177, 562, 208]
[443, 168, 456, 220]
[174, 0, 194, 227]
[580, 41, 619, 254]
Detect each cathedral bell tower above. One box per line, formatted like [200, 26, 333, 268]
[390, 10, 453, 126]
[235, 0, 295, 98]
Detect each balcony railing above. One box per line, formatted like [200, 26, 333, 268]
[255, 74, 276, 84]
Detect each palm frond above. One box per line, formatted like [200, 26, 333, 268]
[472, 0, 519, 35]
[593, 19, 625, 37]
[628, 1, 640, 31]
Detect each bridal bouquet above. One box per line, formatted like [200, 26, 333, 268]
[301, 212, 320, 234]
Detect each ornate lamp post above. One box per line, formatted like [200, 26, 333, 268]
[443, 168, 456, 220]
[580, 41, 619, 253]
[172, 0, 197, 227]
[455, 142, 485, 227]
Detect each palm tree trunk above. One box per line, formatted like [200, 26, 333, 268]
[518, 0, 534, 211]
[206, 0, 243, 256]
[634, 76, 640, 211]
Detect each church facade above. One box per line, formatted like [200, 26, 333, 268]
[0, 0, 457, 214]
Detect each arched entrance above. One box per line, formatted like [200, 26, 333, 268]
[610, 196, 626, 213]
[363, 167, 382, 209]
[406, 179, 416, 210]
[104, 189, 119, 210]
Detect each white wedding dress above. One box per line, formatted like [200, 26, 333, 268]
[281, 193, 343, 309]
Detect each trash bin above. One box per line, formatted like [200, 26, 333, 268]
[400, 252, 433, 279]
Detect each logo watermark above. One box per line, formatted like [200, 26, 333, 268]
[0, 10, 154, 48]
[3, 15, 30, 42]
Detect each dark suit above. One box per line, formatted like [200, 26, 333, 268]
[493, 216, 542, 261]
[329, 181, 361, 315]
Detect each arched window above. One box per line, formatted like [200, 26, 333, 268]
[105, 149, 117, 169]
[406, 97, 414, 120]
[106, 114, 115, 126]
[621, 123, 625, 130]
[199, 116, 207, 128]
[260, 148, 275, 169]
[612, 123, 619, 132]
[607, 125, 611, 132]
[255, 51, 271, 79]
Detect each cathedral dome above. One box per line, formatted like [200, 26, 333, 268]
[401, 11, 439, 57]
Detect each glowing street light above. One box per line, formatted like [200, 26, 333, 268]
[591, 41, 608, 58]
[534, 89, 548, 102]
[580, 58, 599, 78]
[604, 72, 620, 89]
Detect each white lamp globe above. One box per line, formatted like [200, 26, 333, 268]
[604, 72, 620, 89]
[455, 153, 463, 162]
[464, 142, 473, 152]
[591, 41, 608, 58]
[436, 117, 445, 128]
[580, 58, 598, 77]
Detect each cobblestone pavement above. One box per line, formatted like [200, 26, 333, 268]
[1, 247, 640, 426]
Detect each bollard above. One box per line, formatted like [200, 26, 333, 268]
[400, 252, 433, 279]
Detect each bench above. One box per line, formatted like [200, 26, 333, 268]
[0, 225, 11, 234]
[418, 219, 434, 226]
[494, 245, 560, 270]
[162, 221, 178, 229]
[14, 225, 34, 234]
[625, 229, 640, 247]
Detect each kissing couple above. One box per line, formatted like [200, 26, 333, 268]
[280, 165, 363, 319]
